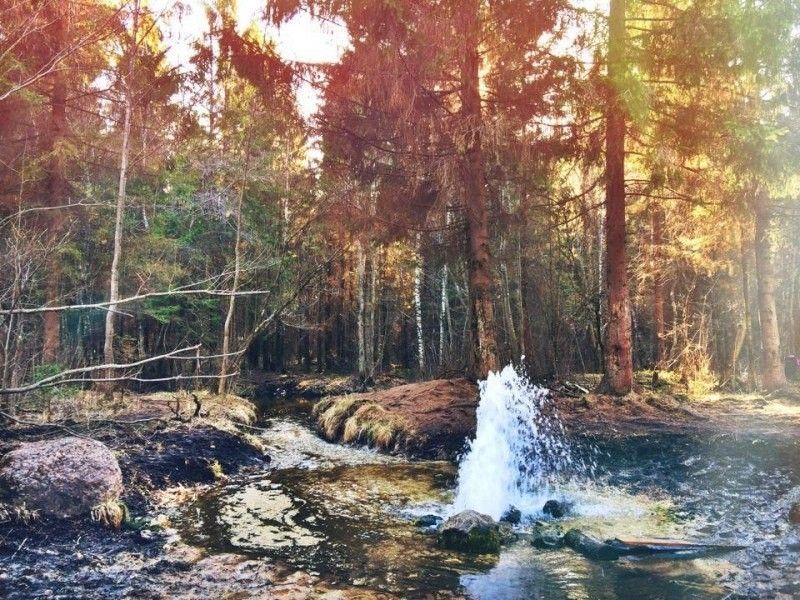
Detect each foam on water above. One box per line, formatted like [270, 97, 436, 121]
[453, 364, 596, 520]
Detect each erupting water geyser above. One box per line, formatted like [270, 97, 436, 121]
[453, 364, 593, 520]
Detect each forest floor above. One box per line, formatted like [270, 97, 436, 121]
[0, 390, 374, 598]
[2, 374, 800, 598]
[555, 372, 800, 439]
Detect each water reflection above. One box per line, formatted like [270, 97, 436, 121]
[179, 415, 800, 598]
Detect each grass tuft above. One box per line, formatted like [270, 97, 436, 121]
[314, 391, 414, 450]
[315, 395, 369, 440]
[0, 502, 39, 525]
[90, 498, 129, 529]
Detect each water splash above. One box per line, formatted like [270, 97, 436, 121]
[453, 364, 594, 520]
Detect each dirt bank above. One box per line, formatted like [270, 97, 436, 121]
[0, 391, 268, 514]
[554, 384, 800, 439]
[312, 375, 800, 459]
[313, 378, 479, 459]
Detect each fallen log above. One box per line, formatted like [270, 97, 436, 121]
[559, 529, 745, 561]
[605, 535, 746, 557]
[563, 529, 621, 560]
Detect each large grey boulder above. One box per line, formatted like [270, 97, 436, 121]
[0, 436, 123, 518]
[438, 510, 501, 554]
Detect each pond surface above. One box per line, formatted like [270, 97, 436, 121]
[178, 399, 800, 598]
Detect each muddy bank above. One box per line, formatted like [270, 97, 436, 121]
[554, 386, 800, 439]
[0, 519, 396, 599]
[313, 378, 478, 459]
[0, 391, 269, 514]
[0, 391, 286, 598]
[311, 375, 800, 460]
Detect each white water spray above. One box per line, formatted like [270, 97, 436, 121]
[453, 364, 593, 520]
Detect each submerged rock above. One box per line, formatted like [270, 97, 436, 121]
[0, 436, 123, 518]
[563, 529, 621, 560]
[532, 533, 565, 549]
[500, 506, 522, 525]
[438, 510, 501, 554]
[415, 514, 443, 528]
[543, 499, 573, 518]
[498, 521, 518, 544]
[789, 502, 800, 524]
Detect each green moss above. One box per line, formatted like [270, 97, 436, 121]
[438, 521, 502, 554]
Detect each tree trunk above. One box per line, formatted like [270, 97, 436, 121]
[414, 233, 425, 372]
[42, 2, 68, 363]
[218, 148, 250, 396]
[793, 269, 800, 356]
[366, 244, 377, 376]
[514, 235, 527, 359]
[500, 262, 518, 359]
[601, 0, 633, 395]
[460, 0, 499, 379]
[651, 207, 666, 369]
[356, 239, 367, 379]
[753, 190, 786, 391]
[103, 2, 138, 393]
[739, 226, 757, 390]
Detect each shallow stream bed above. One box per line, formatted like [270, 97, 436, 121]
[176, 399, 800, 599]
[2, 394, 799, 599]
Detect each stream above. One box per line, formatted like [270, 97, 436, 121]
[176, 392, 800, 599]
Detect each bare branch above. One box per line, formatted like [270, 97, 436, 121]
[0, 344, 201, 394]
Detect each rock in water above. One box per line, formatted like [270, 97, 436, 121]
[563, 529, 622, 560]
[415, 514, 443, 528]
[532, 533, 565, 549]
[500, 506, 522, 525]
[543, 499, 573, 518]
[789, 502, 800, 524]
[0, 437, 123, 518]
[438, 510, 502, 554]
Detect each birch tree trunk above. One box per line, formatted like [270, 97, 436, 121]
[414, 233, 425, 373]
[514, 235, 527, 359]
[439, 264, 450, 366]
[355, 239, 367, 379]
[103, 1, 138, 394]
[218, 148, 250, 396]
[366, 244, 376, 376]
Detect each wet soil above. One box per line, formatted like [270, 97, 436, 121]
[0, 402, 278, 599]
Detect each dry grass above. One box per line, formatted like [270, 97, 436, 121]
[342, 403, 402, 448]
[0, 502, 39, 525]
[314, 395, 406, 450]
[90, 498, 128, 529]
[314, 395, 369, 439]
[41, 389, 256, 427]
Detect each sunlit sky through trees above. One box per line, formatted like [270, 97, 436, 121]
[151, 0, 351, 118]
